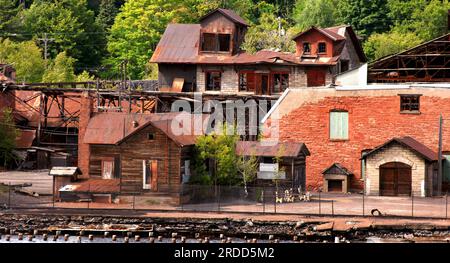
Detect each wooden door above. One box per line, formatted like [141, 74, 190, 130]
[380, 162, 411, 196]
[307, 68, 326, 87]
[143, 160, 158, 190]
[256, 74, 270, 95]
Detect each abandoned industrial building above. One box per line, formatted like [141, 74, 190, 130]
[151, 8, 366, 94]
[1, 8, 450, 206]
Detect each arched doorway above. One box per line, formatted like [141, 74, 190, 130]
[379, 162, 412, 196]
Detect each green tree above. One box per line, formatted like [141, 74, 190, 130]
[191, 124, 240, 186]
[76, 70, 95, 82]
[336, 0, 391, 38]
[105, 0, 184, 79]
[0, 39, 46, 83]
[364, 31, 423, 61]
[292, 0, 338, 31]
[388, 0, 450, 41]
[242, 3, 295, 53]
[42, 51, 77, 82]
[20, 0, 106, 71]
[0, 107, 20, 168]
[96, 0, 119, 31]
[0, 0, 23, 34]
[237, 153, 259, 196]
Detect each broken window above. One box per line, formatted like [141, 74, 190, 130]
[330, 110, 348, 140]
[205, 71, 221, 91]
[201, 33, 231, 52]
[272, 73, 289, 93]
[239, 73, 248, 91]
[303, 42, 311, 54]
[147, 133, 155, 140]
[218, 34, 231, 52]
[400, 94, 421, 112]
[340, 60, 349, 73]
[239, 72, 256, 92]
[201, 33, 216, 52]
[318, 42, 326, 53]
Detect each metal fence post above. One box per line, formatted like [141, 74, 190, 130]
[133, 195, 136, 210]
[262, 187, 265, 214]
[8, 182, 11, 209]
[411, 191, 414, 218]
[445, 191, 448, 219]
[331, 200, 334, 217]
[180, 185, 184, 212]
[318, 191, 321, 216]
[87, 183, 90, 209]
[274, 189, 277, 214]
[362, 192, 365, 217]
[217, 185, 221, 213]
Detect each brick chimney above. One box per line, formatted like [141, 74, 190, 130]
[77, 91, 93, 178]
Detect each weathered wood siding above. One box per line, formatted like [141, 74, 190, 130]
[89, 124, 186, 193]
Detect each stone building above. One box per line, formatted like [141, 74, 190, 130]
[151, 8, 366, 94]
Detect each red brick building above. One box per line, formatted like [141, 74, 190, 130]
[262, 85, 450, 196]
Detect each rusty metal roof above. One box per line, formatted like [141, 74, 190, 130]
[151, 24, 339, 65]
[84, 112, 205, 147]
[15, 129, 36, 149]
[322, 163, 352, 176]
[236, 141, 310, 157]
[362, 136, 441, 162]
[69, 179, 120, 194]
[292, 26, 346, 41]
[200, 8, 249, 26]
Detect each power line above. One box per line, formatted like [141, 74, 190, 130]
[36, 33, 54, 61]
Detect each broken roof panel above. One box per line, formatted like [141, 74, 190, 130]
[236, 141, 310, 157]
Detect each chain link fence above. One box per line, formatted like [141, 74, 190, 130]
[1, 183, 448, 219]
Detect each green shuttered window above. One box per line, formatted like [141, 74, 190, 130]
[330, 111, 348, 140]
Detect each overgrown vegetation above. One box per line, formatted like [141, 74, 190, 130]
[1, 0, 449, 81]
[0, 108, 20, 168]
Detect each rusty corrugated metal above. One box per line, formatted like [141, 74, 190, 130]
[200, 8, 249, 26]
[15, 129, 36, 149]
[236, 141, 310, 157]
[70, 179, 120, 193]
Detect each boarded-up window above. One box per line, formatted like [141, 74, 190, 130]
[101, 159, 114, 179]
[330, 111, 348, 140]
[202, 33, 216, 51]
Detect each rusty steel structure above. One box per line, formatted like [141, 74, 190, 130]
[368, 33, 450, 83]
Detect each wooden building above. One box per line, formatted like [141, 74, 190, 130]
[151, 8, 366, 94]
[235, 141, 310, 190]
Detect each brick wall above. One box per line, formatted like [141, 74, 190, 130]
[264, 87, 450, 192]
[364, 143, 426, 196]
[77, 92, 93, 178]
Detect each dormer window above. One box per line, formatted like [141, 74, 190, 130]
[201, 33, 231, 52]
[303, 42, 311, 54]
[318, 42, 326, 54]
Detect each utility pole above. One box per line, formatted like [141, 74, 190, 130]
[438, 114, 443, 196]
[37, 33, 54, 62]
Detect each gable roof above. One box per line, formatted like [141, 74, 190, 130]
[292, 26, 346, 42]
[361, 136, 441, 162]
[83, 112, 205, 147]
[236, 141, 310, 157]
[322, 163, 352, 176]
[200, 8, 249, 26]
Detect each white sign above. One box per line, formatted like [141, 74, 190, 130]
[259, 163, 279, 172]
[257, 171, 286, 180]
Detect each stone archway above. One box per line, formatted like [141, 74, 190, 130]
[379, 162, 412, 196]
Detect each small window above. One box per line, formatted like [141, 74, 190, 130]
[330, 111, 348, 140]
[206, 71, 221, 91]
[303, 42, 311, 54]
[218, 34, 231, 52]
[201, 33, 216, 51]
[239, 73, 247, 91]
[340, 60, 349, 73]
[272, 73, 289, 93]
[101, 159, 114, 179]
[400, 95, 421, 112]
[318, 42, 326, 53]
[147, 133, 155, 140]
